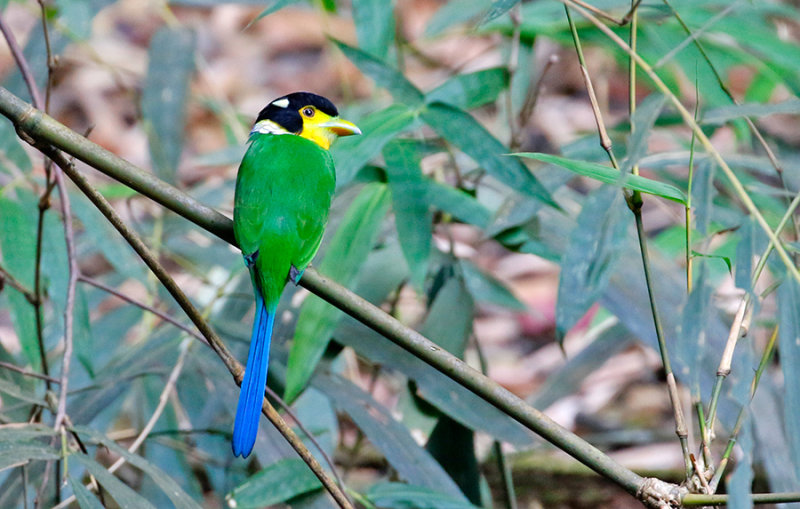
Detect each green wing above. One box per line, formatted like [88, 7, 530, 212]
[233, 134, 336, 304]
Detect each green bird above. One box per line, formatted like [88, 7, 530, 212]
[232, 92, 360, 457]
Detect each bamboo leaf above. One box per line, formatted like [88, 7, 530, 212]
[69, 477, 105, 509]
[352, 0, 396, 60]
[426, 68, 508, 110]
[460, 260, 526, 311]
[384, 139, 432, 290]
[74, 426, 201, 509]
[0, 442, 60, 469]
[621, 94, 667, 175]
[226, 458, 321, 508]
[480, 0, 519, 24]
[365, 482, 481, 509]
[556, 187, 628, 340]
[778, 279, 800, 484]
[286, 183, 391, 402]
[333, 40, 424, 106]
[313, 372, 467, 500]
[515, 152, 687, 204]
[72, 454, 158, 509]
[423, 103, 554, 206]
[142, 26, 196, 182]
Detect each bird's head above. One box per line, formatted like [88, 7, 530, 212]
[251, 92, 361, 150]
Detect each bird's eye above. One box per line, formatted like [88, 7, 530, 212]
[302, 107, 315, 117]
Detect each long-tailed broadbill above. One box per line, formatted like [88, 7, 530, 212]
[232, 92, 360, 457]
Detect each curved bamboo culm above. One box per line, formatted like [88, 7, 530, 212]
[2, 86, 791, 507]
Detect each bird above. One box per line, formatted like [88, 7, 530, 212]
[232, 92, 360, 457]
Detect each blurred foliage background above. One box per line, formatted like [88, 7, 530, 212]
[1, 0, 800, 507]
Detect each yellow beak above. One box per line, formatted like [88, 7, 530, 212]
[319, 118, 362, 137]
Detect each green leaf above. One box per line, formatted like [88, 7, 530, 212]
[0, 442, 60, 469]
[0, 423, 57, 442]
[420, 276, 473, 357]
[72, 453, 158, 509]
[352, 0, 396, 60]
[556, 187, 627, 340]
[515, 152, 687, 204]
[533, 322, 636, 409]
[0, 191, 39, 367]
[0, 378, 47, 406]
[285, 183, 391, 402]
[425, 416, 481, 505]
[422, 102, 554, 206]
[74, 426, 202, 509]
[426, 68, 508, 110]
[55, 0, 92, 39]
[332, 104, 418, 185]
[691, 250, 732, 275]
[425, 0, 490, 37]
[460, 260, 526, 311]
[244, 0, 303, 28]
[69, 476, 105, 509]
[332, 40, 424, 106]
[779, 279, 800, 484]
[226, 458, 321, 508]
[621, 94, 666, 175]
[365, 482, 482, 509]
[333, 320, 533, 446]
[481, 0, 519, 24]
[312, 372, 467, 500]
[0, 118, 31, 173]
[424, 180, 491, 228]
[142, 26, 196, 182]
[384, 139, 432, 290]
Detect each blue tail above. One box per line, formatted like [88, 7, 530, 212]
[232, 294, 274, 457]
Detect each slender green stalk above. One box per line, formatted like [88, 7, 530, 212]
[682, 492, 800, 506]
[566, 4, 691, 477]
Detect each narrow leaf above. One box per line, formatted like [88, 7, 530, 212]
[480, 0, 519, 24]
[352, 0, 396, 60]
[515, 152, 687, 204]
[0, 442, 60, 469]
[420, 276, 473, 356]
[285, 183, 391, 402]
[426, 68, 508, 110]
[384, 139, 432, 290]
[778, 279, 800, 484]
[460, 260, 526, 311]
[70, 477, 105, 509]
[72, 454, 158, 509]
[313, 372, 467, 500]
[74, 426, 201, 509]
[423, 102, 554, 206]
[556, 186, 627, 339]
[366, 482, 481, 509]
[620, 94, 666, 174]
[333, 40, 424, 105]
[226, 458, 321, 508]
[142, 26, 196, 182]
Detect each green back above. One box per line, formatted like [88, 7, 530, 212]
[233, 133, 336, 304]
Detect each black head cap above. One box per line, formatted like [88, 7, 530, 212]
[255, 92, 339, 134]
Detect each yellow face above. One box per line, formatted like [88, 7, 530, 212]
[296, 105, 361, 150]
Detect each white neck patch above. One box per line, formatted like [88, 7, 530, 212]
[250, 119, 291, 136]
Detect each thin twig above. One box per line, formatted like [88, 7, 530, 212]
[78, 274, 209, 346]
[0, 266, 37, 304]
[506, 4, 522, 151]
[0, 361, 60, 384]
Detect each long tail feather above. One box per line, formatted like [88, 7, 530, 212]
[232, 294, 274, 457]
